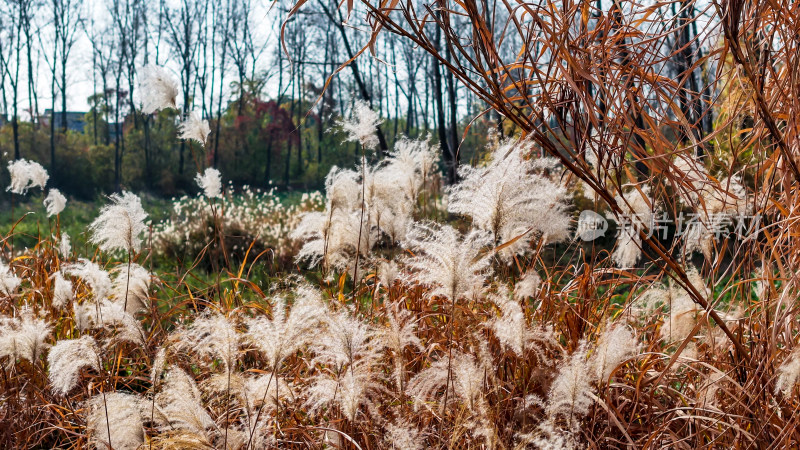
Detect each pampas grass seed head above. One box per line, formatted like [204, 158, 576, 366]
[0, 262, 21, 297]
[195, 167, 222, 198]
[51, 272, 73, 308]
[339, 100, 382, 150]
[179, 110, 211, 146]
[139, 64, 179, 114]
[776, 348, 800, 397]
[89, 191, 148, 254]
[86, 391, 145, 450]
[111, 263, 152, 313]
[64, 259, 112, 301]
[44, 189, 67, 216]
[403, 222, 493, 302]
[7, 159, 48, 194]
[590, 322, 639, 382]
[47, 335, 101, 395]
[0, 313, 51, 368]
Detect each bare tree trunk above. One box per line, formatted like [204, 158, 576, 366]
[23, 4, 39, 154]
[213, 0, 230, 168]
[611, 1, 649, 180]
[673, 1, 702, 155]
[48, 10, 58, 172]
[11, 5, 23, 159]
[432, 24, 451, 184]
[445, 38, 459, 184]
[285, 66, 294, 187]
[319, 0, 389, 153]
[297, 49, 306, 174]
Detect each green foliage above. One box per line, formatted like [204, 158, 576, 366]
[0, 87, 494, 202]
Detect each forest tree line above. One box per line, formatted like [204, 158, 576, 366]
[0, 0, 711, 200]
[0, 0, 496, 199]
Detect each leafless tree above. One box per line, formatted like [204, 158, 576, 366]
[163, 0, 204, 175]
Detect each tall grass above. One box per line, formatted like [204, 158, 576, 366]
[4, 7, 800, 443]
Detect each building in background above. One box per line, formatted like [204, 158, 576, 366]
[40, 109, 86, 133]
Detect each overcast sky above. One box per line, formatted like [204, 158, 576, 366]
[4, 0, 280, 117]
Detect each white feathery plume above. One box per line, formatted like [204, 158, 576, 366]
[153, 367, 215, 435]
[489, 287, 526, 356]
[111, 263, 151, 313]
[43, 189, 67, 216]
[100, 299, 148, 345]
[378, 260, 400, 288]
[382, 302, 423, 391]
[776, 348, 800, 397]
[59, 233, 72, 258]
[73, 299, 146, 346]
[179, 110, 211, 146]
[292, 167, 372, 271]
[464, 278, 488, 300]
[382, 303, 423, 355]
[488, 287, 557, 360]
[406, 356, 449, 410]
[89, 191, 148, 254]
[195, 167, 222, 198]
[451, 353, 489, 415]
[407, 352, 488, 415]
[611, 187, 655, 268]
[0, 313, 51, 368]
[632, 284, 670, 318]
[339, 100, 382, 150]
[306, 309, 385, 421]
[244, 286, 324, 369]
[589, 322, 639, 382]
[63, 259, 112, 301]
[520, 419, 580, 450]
[222, 424, 272, 449]
[194, 374, 282, 446]
[139, 64, 178, 114]
[51, 272, 73, 308]
[7, 159, 48, 194]
[543, 344, 594, 432]
[151, 347, 167, 386]
[47, 335, 101, 395]
[323, 166, 361, 211]
[382, 136, 434, 203]
[311, 308, 383, 371]
[86, 392, 145, 450]
[73, 301, 95, 332]
[413, 137, 439, 180]
[402, 222, 493, 302]
[305, 362, 386, 422]
[242, 372, 292, 413]
[514, 269, 541, 301]
[173, 312, 239, 373]
[293, 208, 373, 273]
[659, 268, 706, 344]
[0, 261, 21, 297]
[362, 162, 412, 242]
[384, 420, 425, 450]
[446, 141, 571, 260]
[290, 211, 330, 267]
[376, 204, 413, 243]
[198, 371, 246, 406]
